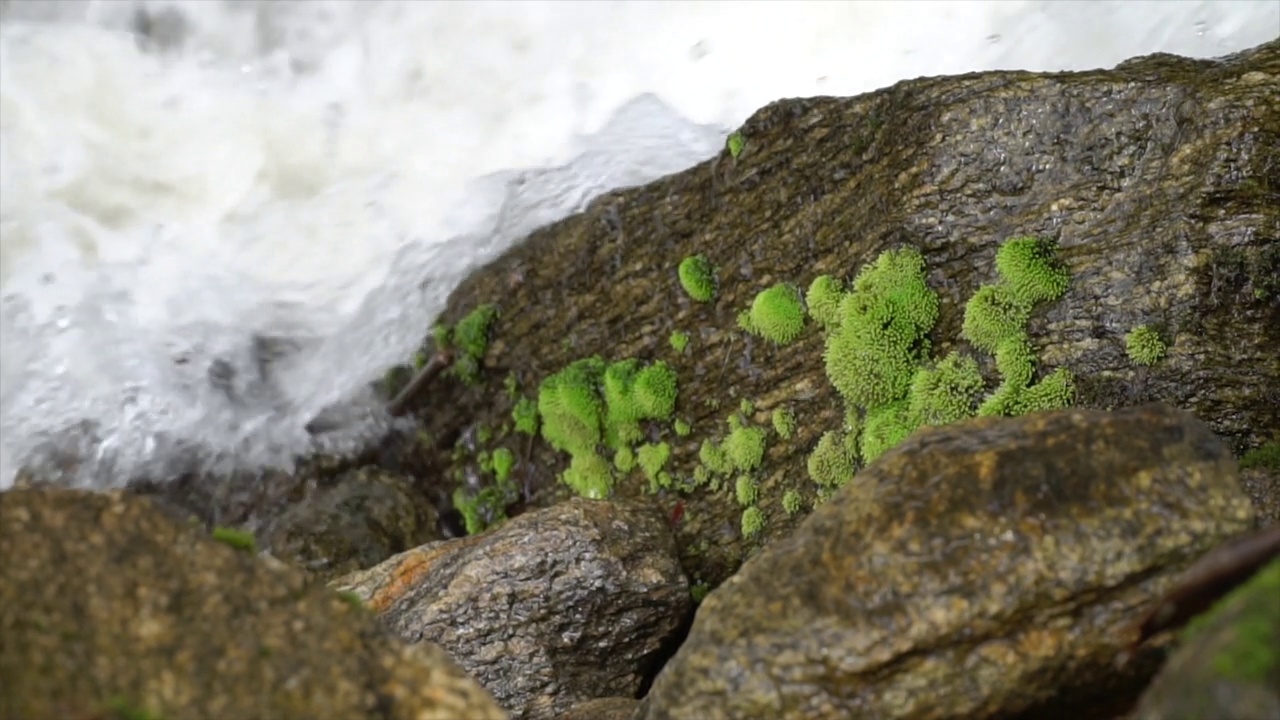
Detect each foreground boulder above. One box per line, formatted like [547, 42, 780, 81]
[334, 497, 690, 720]
[0, 488, 505, 720]
[637, 404, 1255, 720]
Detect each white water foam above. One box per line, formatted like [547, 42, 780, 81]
[1, 1, 1276, 489]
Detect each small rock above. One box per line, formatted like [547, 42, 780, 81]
[335, 497, 690, 720]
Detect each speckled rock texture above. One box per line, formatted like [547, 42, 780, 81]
[421, 38, 1280, 590]
[0, 488, 506, 720]
[637, 404, 1255, 720]
[1131, 558, 1280, 720]
[333, 497, 690, 720]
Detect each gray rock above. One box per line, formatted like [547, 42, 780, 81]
[637, 404, 1255, 720]
[0, 487, 506, 720]
[335, 497, 690, 720]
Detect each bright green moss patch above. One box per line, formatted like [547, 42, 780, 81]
[699, 439, 731, 475]
[1125, 325, 1167, 366]
[637, 443, 672, 485]
[782, 489, 804, 515]
[807, 430, 857, 491]
[673, 418, 692, 437]
[772, 408, 796, 440]
[1240, 441, 1280, 471]
[996, 236, 1071, 305]
[734, 475, 759, 506]
[724, 424, 767, 472]
[678, 255, 717, 303]
[907, 352, 985, 427]
[741, 506, 766, 538]
[806, 275, 846, 329]
[450, 304, 500, 383]
[741, 283, 806, 344]
[669, 330, 690, 354]
[212, 527, 256, 553]
[492, 447, 515, 483]
[512, 396, 539, 436]
[727, 131, 745, 159]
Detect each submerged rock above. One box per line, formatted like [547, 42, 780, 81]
[0, 487, 505, 720]
[334, 497, 690, 720]
[637, 404, 1255, 720]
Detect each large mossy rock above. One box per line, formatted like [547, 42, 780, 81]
[636, 404, 1255, 720]
[0, 488, 506, 720]
[410, 39, 1279, 587]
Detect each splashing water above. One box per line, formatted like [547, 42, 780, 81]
[1, 0, 1276, 489]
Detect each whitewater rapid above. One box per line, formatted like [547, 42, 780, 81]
[1, 0, 1276, 489]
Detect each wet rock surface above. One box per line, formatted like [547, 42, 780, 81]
[425, 38, 1280, 590]
[637, 404, 1255, 720]
[0, 488, 506, 720]
[555, 696, 640, 720]
[260, 466, 442, 580]
[1131, 558, 1280, 720]
[334, 497, 690, 720]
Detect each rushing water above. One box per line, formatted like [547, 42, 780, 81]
[1, 0, 1276, 489]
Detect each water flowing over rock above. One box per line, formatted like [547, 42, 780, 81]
[636, 404, 1255, 720]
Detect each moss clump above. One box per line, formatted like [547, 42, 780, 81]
[450, 304, 500, 383]
[614, 446, 636, 473]
[806, 275, 846, 329]
[782, 489, 804, 515]
[734, 476, 759, 506]
[807, 430, 857, 491]
[1125, 325, 1167, 366]
[699, 439, 731, 475]
[823, 248, 938, 410]
[212, 527, 256, 553]
[724, 424, 767, 472]
[907, 352, 985, 426]
[740, 283, 806, 345]
[492, 447, 515, 483]
[996, 236, 1071, 305]
[727, 131, 745, 159]
[678, 255, 717, 303]
[772, 408, 796, 440]
[741, 506, 766, 538]
[536, 356, 679, 499]
[1240, 441, 1280, 471]
[637, 442, 672, 489]
[512, 396, 539, 436]
[669, 330, 690, 354]
[673, 418, 692, 437]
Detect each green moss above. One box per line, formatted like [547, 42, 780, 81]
[211, 527, 256, 553]
[727, 131, 745, 159]
[1240, 441, 1280, 471]
[1184, 559, 1280, 684]
[741, 283, 806, 345]
[512, 396, 539, 436]
[771, 408, 796, 440]
[734, 476, 759, 506]
[673, 418, 692, 437]
[1126, 325, 1167, 366]
[561, 452, 613, 499]
[637, 443, 672, 486]
[538, 358, 606, 456]
[678, 255, 717, 303]
[432, 323, 451, 349]
[807, 430, 857, 490]
[907, 352, 984, 427]
[823, 248, 938, 408]
[613, 446, 636, 473]
[503, 372, 520, 400]
[669, 330, 690, 354]
[995, 236, 1070, 305]
[724, 424, 767, 472]
[861, 399, 916, 464]
[690, 582, 711, 603]
[961, 284, 1031, 354]
[633, 361, 679, 419]
[741, 506, 766, 538]
[782, 489, 804, 515]
[806, 274, 846, 329]
[699, 439, 730, 475]
[449, 304, 500, 383]
[335, 590, 365, 611]
[492, 447, 515, 483]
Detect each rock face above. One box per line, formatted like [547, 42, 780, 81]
[636, 404, 1255, 720]
[334, 497, 690, 720]
[0, 488, 505, 720]
[1132, 558, 1280, 720]
[415, 39, 1280, 589]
